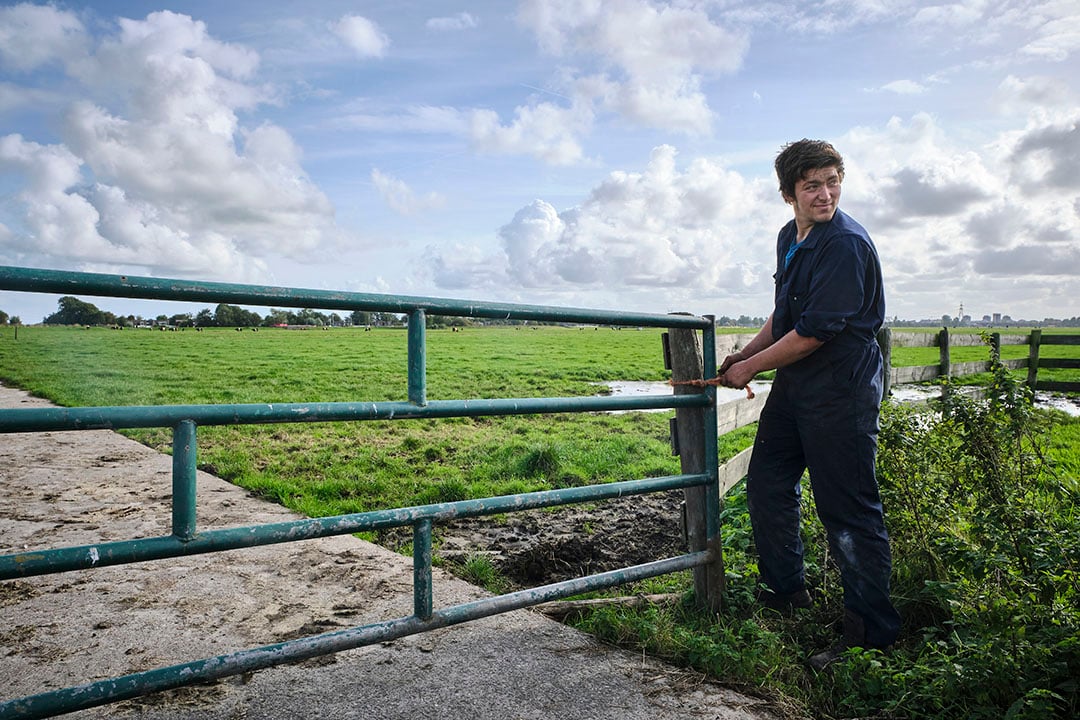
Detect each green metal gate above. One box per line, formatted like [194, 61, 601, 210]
[0, 266, 721, 719]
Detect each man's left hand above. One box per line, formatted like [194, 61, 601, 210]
[719, 360, 756, 390]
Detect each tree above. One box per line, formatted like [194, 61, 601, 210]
[195, 309, 214, 327]
[263, 309, 290, 327]
[169, 313, 194, 327]
[350, 309, 372, 326]
[288, 308, 326, 326]
[0, 310, 8, 325]
[213, 303, 262, 327]
[44, 297, 116, 326]
[372, 312, 401, 326]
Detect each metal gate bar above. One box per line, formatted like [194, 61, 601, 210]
[1, 473, 708, 579]
[0, 265, 721, 719]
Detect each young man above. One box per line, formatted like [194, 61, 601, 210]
[718, 139, 901, 670]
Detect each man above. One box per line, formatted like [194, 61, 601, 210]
[718, 139, 900, 670]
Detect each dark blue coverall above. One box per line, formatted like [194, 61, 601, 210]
[746, 208, 901, 648]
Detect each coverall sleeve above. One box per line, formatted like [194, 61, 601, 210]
[793, 233, 871, 342]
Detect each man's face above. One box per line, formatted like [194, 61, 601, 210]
[788, 166, 841, 229]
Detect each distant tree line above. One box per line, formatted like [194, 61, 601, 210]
[12, 297, 1080, 330]
[886, 315, 1080, 328]
[28, 296, 407, 328]
[715, 315, 769, 328]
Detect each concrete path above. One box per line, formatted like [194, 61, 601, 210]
[0, 383, 780, 720]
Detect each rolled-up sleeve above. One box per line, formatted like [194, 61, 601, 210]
[794, 233, 871, 342]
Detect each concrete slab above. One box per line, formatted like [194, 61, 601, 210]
[0, 383, 780, 720]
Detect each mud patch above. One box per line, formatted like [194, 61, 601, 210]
[380, 490, 687, 588]
[0, 579, 40, 608]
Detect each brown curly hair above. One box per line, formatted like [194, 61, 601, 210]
[774, 139, 845, 201]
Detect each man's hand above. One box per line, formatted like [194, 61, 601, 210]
[718, 351, 744, 375]
[719, 360, 756, 390]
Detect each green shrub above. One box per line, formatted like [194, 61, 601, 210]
[575, 339, 1080, 719]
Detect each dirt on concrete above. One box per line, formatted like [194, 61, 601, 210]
[0, 382, 787, 720]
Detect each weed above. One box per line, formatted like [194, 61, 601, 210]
[520, 444, 561, 478]
[458, 553, 508, 594]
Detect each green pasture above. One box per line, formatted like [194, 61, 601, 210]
[0, 325, 697, 517]
[0, 324, 1075, 520]
[1, 322, 1078, 719]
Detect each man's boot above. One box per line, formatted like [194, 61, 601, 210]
[757, 586, 813, 615]
[808, 609, 865, 671]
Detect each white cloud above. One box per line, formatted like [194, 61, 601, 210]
[911, 2, 986, 30]
[430, 242, 508, 290]
[0, 3, 87, 72]
[880, 79, 927, 95]
[0, 133, 264, 278]
[426, 13, 479, 31]
[371, 169, 446, 216]
[995, 75, 1075, 115]
[0, 10, 346, 281]
[469, 102, 591, 165]
[429, 145, 783, 300]
[1018, 4, 1080, 61]
[516, 0, 747, 137]
[331, 15, 390, 59]
[0, 81, 62, 114]
[838, 110, 1080, 320]
[330, 105, 471, 134]
[1008, 114, 1080, 189]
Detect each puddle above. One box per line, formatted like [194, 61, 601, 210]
[598, 381, 1079, 417]
[889, 385, 1080, 417]
[596, 380, 770, 412]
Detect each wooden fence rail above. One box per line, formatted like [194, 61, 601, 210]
[709, 326, 1079, 494]
[877, 328, 1080, 397]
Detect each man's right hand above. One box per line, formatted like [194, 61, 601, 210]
[718, 351, 744, 375]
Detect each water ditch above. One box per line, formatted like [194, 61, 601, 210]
[601, 380, 1080, 417]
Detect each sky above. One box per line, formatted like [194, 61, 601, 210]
[0, 0, 1078, 325]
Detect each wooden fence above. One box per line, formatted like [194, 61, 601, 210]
[710, 327, 1080, 496]
[877, 327, 1080, 397]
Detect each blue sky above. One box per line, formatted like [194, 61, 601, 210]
[1, 0, 1078, 324]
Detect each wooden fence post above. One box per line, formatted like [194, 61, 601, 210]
[939, 326, 951, 381]
[877, 327, 892, 398]
[1027, 329, 1042, 392]
[666, 327, 724, 611]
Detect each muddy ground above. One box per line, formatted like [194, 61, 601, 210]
[379, 491, 687, 589]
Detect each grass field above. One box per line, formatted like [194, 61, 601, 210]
[2, 322, 1078, 719]
[0, 324, 1075, 518]
[887, 326, 1080, 386]
[0, 325, 695, 516]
